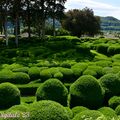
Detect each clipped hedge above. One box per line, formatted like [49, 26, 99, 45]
[108, 96, 120, 109]
[12, 67, 29, 73]
[99, 74, 120, 100]
[29, 100, 70, 120]
[115, 105, 120, 115]
[12, 72, 30, 84]
[59, 67, 74, 83]
[98, 107, 118, 120]
[72, 106, 89, 117]
[0, 82, 20, 109]
[70, 75, 104, 109]
[71, 63, 88, 78]
[28, 67, 41, 80]
[36, 79, 68, 106]
[72, 110, 106, 120]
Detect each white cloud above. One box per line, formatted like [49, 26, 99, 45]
[65, 0, 120, 20]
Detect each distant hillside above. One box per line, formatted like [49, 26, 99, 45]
[100, 16, 120, 32]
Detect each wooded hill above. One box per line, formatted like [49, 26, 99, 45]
[100, 16, 120, 32]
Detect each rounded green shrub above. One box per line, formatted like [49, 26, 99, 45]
[95, 60, 112, 67]
[98, 107, 118, 120]
[12, 67, 29, 73]
[70, 75, 104, 109]
[40, 69, 52, 81]
[0, 82, 20, 109]
[83, 69, 97, 78]
[29, 100, 70, 120]
[72, 106, 89, 117]
[96, 44, 108, 55]
[8, 104, 29, 112]
[71, 63, 88, 78]
[112, 54, 120, 62]
[36, 78, 68, 106]
[54, 72, 63, 80]
[108, 96, 120, 109]
[59, 67, 74, 83]
[65, 107, 73, 119]
[12, 72, 30, 84]
[28, 67, 41, 80]
[0, 69, 13, 83]
[115, 105, 120, 115]
[72, 110, 106, 120]
[99, 74, 120, 100]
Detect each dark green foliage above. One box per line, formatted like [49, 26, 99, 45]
[107, 45, 120, 56]
[72, 110, 106, 120]
[29, 100, 70, 120]
[70, 75, 104, 109]
[72, 106, 89, 117]
[59, 67, 74, 83]
[17, 84, 40, 96]
[0, 82, 20, 109]
[76, 44, 90, 54]
[108, 96, 120, 109]
[71, 63, 88, 78]
[98, 107, 118, 120]
[36, 79, 68, 106]
[96, 44, 109, 55]
[99, 74, 120, 100]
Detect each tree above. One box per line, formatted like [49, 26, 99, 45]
[62, 8, 101, 37]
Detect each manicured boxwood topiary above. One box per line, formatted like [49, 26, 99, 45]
[40, 69, 52, 81]
[99, 73, 120, 101]
[0, 82, 20, 109]
[65, 107, 73, 119]
[83, 69, 97, 78]
[0, 69, 13, 83]
[112, 54, 120, 62]
[108, 96, 120, 109]
[11, 72, 30, 84]
[36, 78, 68, 106]
[28, 67, 41, 80]
[72, 110, 106, 120]
[29, 100, 70, 120]
[96, 44, 109, 55]
[12, 67, 29, 73]
[72, 106, 89, 117]
[70, 75, 104, 109]
[71, 63, 88, 78]
[8, 104, 29, 112]
[54, 72, 63, 80]
[95, 60, 112, 67]
[59, 67, 74, 83]
[98, 107, 118, 120]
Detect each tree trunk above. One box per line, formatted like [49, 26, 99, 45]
[40, 20, 45, 38]
[15, 16, 19, 47]
[27, 2, 31, 39]
[53, 18, 56, 36]
[4, 4, 8, 46]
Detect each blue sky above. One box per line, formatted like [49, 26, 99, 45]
[65, 0, 120, 20]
